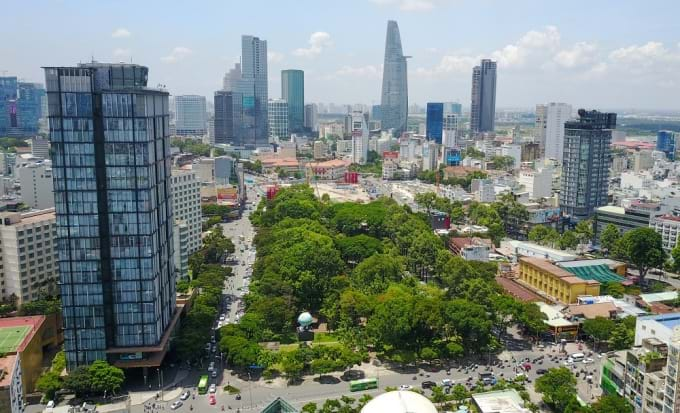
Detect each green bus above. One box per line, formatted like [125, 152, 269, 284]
[349, 378, 378, 392]
[198, 375, 209, 394]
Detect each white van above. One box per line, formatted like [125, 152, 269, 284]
[571, 353, 585, 362]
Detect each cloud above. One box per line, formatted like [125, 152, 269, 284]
[335, 65, 382, 77]
[111, 28, 131, 38]
[267, 51, 284, 63]
[293, 32, 332, 57]
[417, 54, 479, 77]
[609, 41, 670, 65]
[369, 0, 438, 11]
[161, 47, 192, 63]
[553, 42, 598, 68]
[491, 26, 560, 67]
[112, 48, 131, 59]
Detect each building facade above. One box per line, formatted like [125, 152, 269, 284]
[174, 95, 207, 136]
[0, 354, 23, 413]
[560, 110, 616, 221]
[470, 60, 497, 134]
[268, 99, 289, 140]
[426, 102, 443, 144]
[44, 63, 176, 369]
[0, 78, 45, 138]
[214, 91, 242, 145]
[535, 103, 572, 160]
[30, 138, 50, 159]
[518, 257, 600, 304]
[304, 103, 318, 133]
[0, 209, 58, 304]
[443, 114, 459, 148]
[170, 170, 201, 255]
[281, 70, 304, 134]
[17, 161, 54, 210]
[351, 111, 369, 165]
[656, 131, 676, 161]
[650, 215, 680, 253]
[380, 20, 408, 136]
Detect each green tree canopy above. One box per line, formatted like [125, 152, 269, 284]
[614, 227, 666, 287]
[535, 367, 578, 412]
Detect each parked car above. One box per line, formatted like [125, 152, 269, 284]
[170, 401, 183, 410]
[399, 384, 413, 391]
[179, 391, 190, 400]
[536, 369, 548, 375]
[441, 378, 454, 387]
[211, 370, 218, 378]
[421, 380, 436, 389]
[209, 383, 216, 394]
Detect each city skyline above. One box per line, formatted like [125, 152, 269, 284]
[3, 0, 680, 110]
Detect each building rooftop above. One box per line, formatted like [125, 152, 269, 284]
[565, 302, 619, 319]
[639, 313, 680, 331]
[0, 315, 45, 353]
[361, 390, 437, 413]
[596, 205, 626, 215]
[306, 159, 350, 168]
[640, 291, 678, 304]
[520, 257, 599, 285]
[0, 354, 18, 388]
[559, 263, 625, 284]
[472, 389, 530, 413]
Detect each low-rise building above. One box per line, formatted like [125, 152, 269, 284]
[472, 389, 531, 413]
[307, 159, 350, 181]
[595, 203, 658, 246]
[518, 168, 552, 199]
[16, 161, 53, 210]
[313, 141, 328, 160]
[504, 240, 577, 262]
[449, 237, 492, 261]
[518, 257, 600, 304]
[650, 215, 680, 253]
[382, 158, 398, 180]
[471, 178, 496, 203]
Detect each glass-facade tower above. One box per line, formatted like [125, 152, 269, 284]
[281, 70, 304, 134]
[560, 109, 616, 222]
[380, 20, 408, 136]
[657, 130, 676, 161]
[470, 59, 497, 134]
[44, 63, 175, 369]
[426, 102, 444, 144]
[0, 77, 45, 137]
[238, 35, 268, 147]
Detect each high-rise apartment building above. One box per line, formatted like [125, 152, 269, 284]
[426, 102, 444, 144]
[656, 130, 676, 161]
[470, 59, 497, 134]
[535, 102, 572, 160]
[351, 111, 369, 165]
[214, 91, 242, 145]
[170, 170, 201, 255]
[304, 104, 318, 132]
[16, 161, 54, 210]
[443, 114, 459, 148]
[268, 99, 289, 140]
[239, 35, 269, 147]
[560, 109, 616, 221]
[44, 63, 176, 369]
[380, 20, 408, 136]
[281, 70, 304, 134]
[174, 95, 207, 136]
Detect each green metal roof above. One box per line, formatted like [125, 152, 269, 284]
[261, 398, 299, 413]
[562, 264, 625, 283]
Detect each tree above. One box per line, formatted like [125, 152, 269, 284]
[281, 357, 304, 382]
[336, 235, 383, 265]
[582, 317, 616, 349]
[301, 402, 318, 413]
[451, 384, 470, 405]
[431, 386, 447, 407]
[36, 371, 62, 400]
[535, 367, 578, 412]
[415, 192, 438, 215]
[591, 394, 633, 413]
[599, 224, 620, 254]
[558, 230, 579, 250]
[517, 302, 548, 339]
[601, 281, 625, 298]
[575, 220, 594, 246]
[670, 242, 680, 273]
[609, 321, 635, 350]
[614, 228, 666, 288]
[18, 298, 61, 315]
[64, 367, 93, 396]
[88, 360, 125, 395]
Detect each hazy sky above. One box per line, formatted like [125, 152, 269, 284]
[3, 0, 679, 110]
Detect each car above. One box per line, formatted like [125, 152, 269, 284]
[219, 315, 226, 322]
[421, 380, 436, 389]
[46, 401, 55, 408]
[582, 358, 594, 364]
[179, 391, 190, 400]
[441, 378, 454, 387]
[208, 362, 215, 372]
[399, 384, 412, 391]
[536, 369, 548, 375]
[209, 384, 216, 394]
[170, 401, 183, 410]
[211, 370, 218, 378]
[209, 395, 217, 405]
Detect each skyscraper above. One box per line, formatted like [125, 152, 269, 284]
[0, 77, 45, 137]
[535, 102, 572, 160]
[351, 111, 369, 165]
[656, 130, 676, 161]
[560, 109, 616, 221]
[380, 20, 408, 137]
[222, 63, 242, 91]
[44, 63, 176, 369]
[268, 99, 289, 140]
[426, 102, 444, 144]
[443, 114, 459, 148]
[470, 59, 497, 134]
[239, 35, 268, 147]
[304, 104, 318, 132]
[281, 70, 304, 134]
[214, 91, 242, 145]
[174, 95, 207, 136]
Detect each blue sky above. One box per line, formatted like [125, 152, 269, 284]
[3, 0, 680, 109]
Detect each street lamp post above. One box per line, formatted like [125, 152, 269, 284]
[157, 368, 164, 400]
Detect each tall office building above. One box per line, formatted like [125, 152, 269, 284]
[560, 109, 616, 221]
[426, 102, 444, 144]
[656, 130, 676, 161]
[380, 20, 409, 136]
[239, 35, 268, 147]
[0, 78, 45, 137]
[535, 102, 572, 160]
[268, 99, 289, 140]
[304, 104, 318, 132]
[44, 63, 176, 369]
[170, 170, 201, 255]
[351, 111, 369, 165]
[443, 114, 459, 148]
[214, 91, 242, 145]
[174, 95, 207, 136]
[222, 63, 242, 92]
[281, 70, 304, 134]
[470, 59, 497, 134]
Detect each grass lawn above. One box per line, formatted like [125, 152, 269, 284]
[0, 325, 31, 353]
